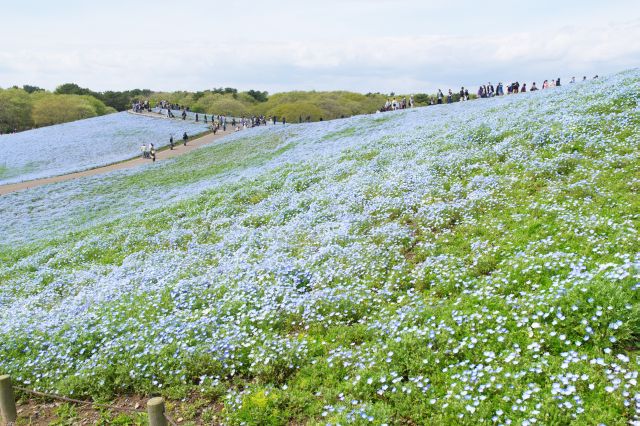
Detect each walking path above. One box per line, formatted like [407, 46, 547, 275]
[0, 113, 235, 196]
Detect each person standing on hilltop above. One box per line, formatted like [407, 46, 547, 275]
[437, 89, 444, 104]
[183, 132, 188, 146]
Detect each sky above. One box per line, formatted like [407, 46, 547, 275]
[0, 0, 639, 94]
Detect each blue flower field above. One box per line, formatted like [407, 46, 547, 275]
[0, 70, 639, 424]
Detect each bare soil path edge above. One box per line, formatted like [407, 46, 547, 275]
[0, 112, 236, 196]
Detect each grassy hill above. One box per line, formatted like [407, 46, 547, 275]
[0, 70, 639, 424]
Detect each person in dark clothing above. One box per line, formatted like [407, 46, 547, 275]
[150, 144, 156, 162]
[556, 78, 561, 86]
[282, 117, 286, 125]
[195, 113, 199, 122]
[169, 135, 174, 150]
[182, 110, 187, 120]
[183, 132, 188, 146]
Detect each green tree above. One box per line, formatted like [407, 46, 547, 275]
[22, 85, 45, 94]
[0, 88, 33, 133]
[246, 90, 269, 102]
[32, 94, 99, 127]
[55, 83, 93, 96]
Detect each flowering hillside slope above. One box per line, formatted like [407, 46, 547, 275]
[0, 112, 208, 184]
[0, 70, 639, 424]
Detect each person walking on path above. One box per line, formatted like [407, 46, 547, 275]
[150, 144, 156, 162]
[140, 143, 147, 159]
[183, 132, 189, 146]
[169, 135, 174, 150]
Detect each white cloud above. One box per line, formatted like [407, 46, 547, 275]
[1, 18, 638, 93]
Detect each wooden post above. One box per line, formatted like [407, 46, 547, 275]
[147, 397, 167, 426]
[0, 375, 17, 423]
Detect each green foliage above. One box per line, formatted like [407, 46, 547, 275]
[247, 89, 269, 102]
[55, 83, 152, 112]
[192, 94, 250, 116]
[55, 83, 94, 96]
[32, 93, 99, 127]
[0, 87, 115, 132]
[0, 88, 33, 133]
[22, 84, 45, 94]
[266, 102, 325, 122]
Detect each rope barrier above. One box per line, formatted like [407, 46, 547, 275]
[164, 411, 180, 426]
[14, 385, 146, 414]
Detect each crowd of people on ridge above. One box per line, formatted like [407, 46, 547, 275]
[377, 74, 600, 112]
[132, 100, 151, 113]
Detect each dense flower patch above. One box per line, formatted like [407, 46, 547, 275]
[0, 70, 639, 424]
[0, 112, 208, 184]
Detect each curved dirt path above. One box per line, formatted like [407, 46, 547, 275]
[0, 113, 237, 196]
